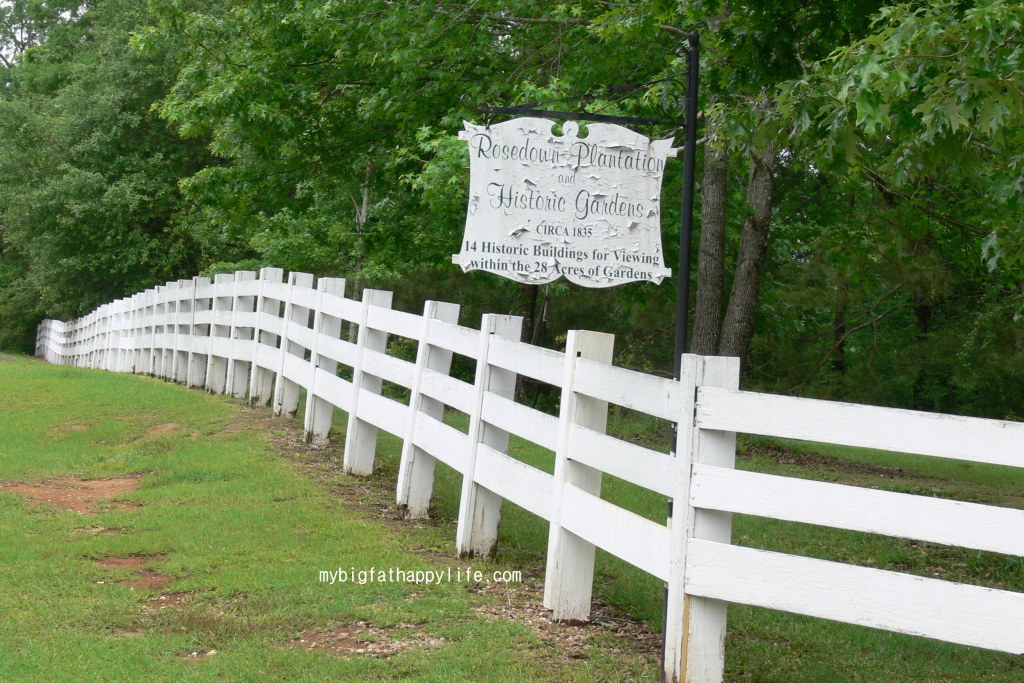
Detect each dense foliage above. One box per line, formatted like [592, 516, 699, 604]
[1, 0, 1022, 418]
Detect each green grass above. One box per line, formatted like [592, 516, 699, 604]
[3, 354, 1023, 681]
[0, 357, 655, 681]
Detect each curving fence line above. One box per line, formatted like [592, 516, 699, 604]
[36, 268, 1024, 682]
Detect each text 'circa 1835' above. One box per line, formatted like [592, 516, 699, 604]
[452, 117, 677, 288]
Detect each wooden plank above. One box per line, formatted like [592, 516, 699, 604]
[474, 444, 553, 520]
[487, 335, 563, 385]
[226, 339, 254, 362]
[698, 387, 1024, 468]
[258, 314, 283, 338]
[282, 352, 313, 389]
[686, 539, 1024, 654]
[260, 281, 291, 303]
[456, 314, 523, 558]
[411, 415, 469, 473]
[691, 464, 1024, 557]
[425, 319, 478, 359]
[286, 324, 317, 352]
[360, 347, 416, 388]
[574, 358, 682, 421]
[560, 484, 671, 581]
[418, 368, 475, 415]
[289, 284, 320, 310]
[209, 337, 233, 358]
[213, 310, 233, 328]
[255, 342, 278, 371]
[568, 425, 680, 497]
[231, 311, 259, 330]
[355, 389, 408, 437]
[309, 367, 353, 413]
[316, 335, 357, 368]
[366, 305, 422, 340]
[480, 392, 559, 452]
[320, 291, 360, 324]
[233, 280, 260, 298]
[191, 309, 213, 326]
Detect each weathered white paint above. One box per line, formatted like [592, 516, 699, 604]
[575, 357, 682, 421]
[37, 268, 1024, 683]
[568, 424, 680, 497]
[454, 117, 676, 287]
[698, 387, 1024, 467]
[481, 392, 560, 452]
[417, 368, 474, 416]
[343, 288, 393, 476]
[487, 334, 564, 386]
[474, 443, 553, 521]
[544, 330, 614, 621]
[686, 539, 1024, 654]
[561, 483, 671, 581]
[303, 276, 345, 443]
[691, 464, 1024, 557]
[677, 356, 740, 683]
[455, 314, 522, 557]
[397, 300, 460, 518]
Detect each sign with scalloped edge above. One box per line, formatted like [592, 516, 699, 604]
[452, 117, 677, 287]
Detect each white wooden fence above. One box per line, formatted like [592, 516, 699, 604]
[36, 268, 1024, 681]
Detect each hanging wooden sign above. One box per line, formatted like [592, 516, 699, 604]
[452, 117, 677, 288]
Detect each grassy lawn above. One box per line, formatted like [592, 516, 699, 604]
[2, 354, 1022, 681]
[0, 356, 656, 681]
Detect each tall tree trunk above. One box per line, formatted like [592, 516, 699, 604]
[832, 276, 849, 375]
[718, 144, 777, 364]
[691, 144, 729, 356]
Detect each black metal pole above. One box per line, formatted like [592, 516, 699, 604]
[674, 32, 700, 380]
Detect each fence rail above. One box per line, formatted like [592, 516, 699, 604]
[36, 268, 1024, 682]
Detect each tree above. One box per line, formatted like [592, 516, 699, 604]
[0, 0, 211, 343]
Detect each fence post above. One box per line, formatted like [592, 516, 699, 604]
[158, 285, 172, 379]
[130, 293, 141, 373]
[145, 286, 156, 374]
[226, 271, 257, 399]
[543, 329, 615, 620]
[396, 300, 461, 518]
[249, 267, 284, 406]
[273, 271, 314, 417]
[343, 288, 393, 475]
[663, 354, 740, 683]
[171, 279, 190, 383]
[101, 304, 113, 370]
[187, 276, 211, 389]
[303, 277, 346, 444]
[204, 273, 233, 394]
[454, 313, 523, 557]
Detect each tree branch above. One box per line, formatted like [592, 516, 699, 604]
[799, 284, 905, 390]
[461, 11, 689, 38]
[861, 166, 985, 235]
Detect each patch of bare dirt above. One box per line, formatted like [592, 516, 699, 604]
[75, 525, 124, 535]
[146, 592, 192, 610]
[0, 355, 16, 361]
[286, 622, 446, 658]
[121, 570, 174, 590]
[96, 555, 165, 569]
[180, 649, 218, 662]
[0, 475, 142, 514]
[741, 442, 907, 478]
[471, 576, 661, 661]
[48, 423, 90, 436]
[145, 423, 179, 437]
